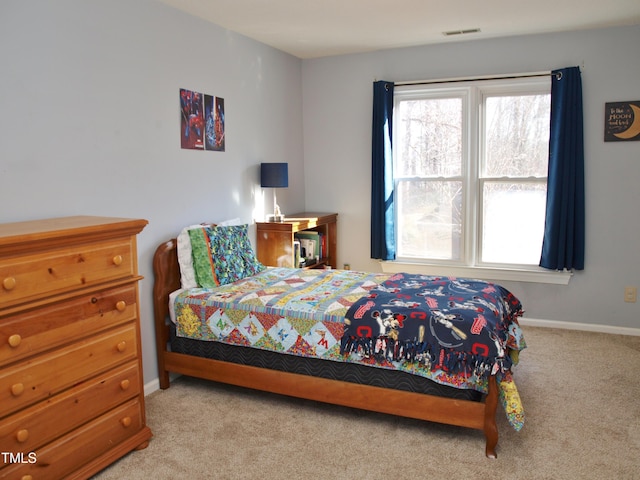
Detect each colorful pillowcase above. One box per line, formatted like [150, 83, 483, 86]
[188, 226, 219, 288]
[177, 224, 210, 289]
[207, 224, 265, 286]
[187, 223, 265, 288]
[177, 218, 244, 289]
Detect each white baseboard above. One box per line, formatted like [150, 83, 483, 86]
[142, 319, 639, 397]
[144, 372, 182, 397]
[519, 317, 640, 336]
[144, 379, 160, 397]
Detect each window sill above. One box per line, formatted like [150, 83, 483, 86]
[379, 261, 572, 285]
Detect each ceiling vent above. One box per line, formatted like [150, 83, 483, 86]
[443, 28, 481, 36]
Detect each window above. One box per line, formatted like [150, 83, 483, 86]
[393, 77, 551, 269]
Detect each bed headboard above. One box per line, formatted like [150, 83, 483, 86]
[152, 238, 180, 388]
[153, 238, 180, 313]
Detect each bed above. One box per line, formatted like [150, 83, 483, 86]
[152, 223, 526, 458]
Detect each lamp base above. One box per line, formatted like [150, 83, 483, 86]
[266, 214, 285, 223]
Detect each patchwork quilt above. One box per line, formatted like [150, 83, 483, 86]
[173, 267, 526, 430]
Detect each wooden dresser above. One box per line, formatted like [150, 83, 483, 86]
[0, 216, 152, 479]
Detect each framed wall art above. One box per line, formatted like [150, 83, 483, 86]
[180, 88, 225, 151]
[604, 101, 640, 142]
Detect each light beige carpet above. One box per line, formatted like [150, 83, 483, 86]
[93, 326, 640, 480]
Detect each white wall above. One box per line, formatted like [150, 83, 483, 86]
[0, 0, 305, 385]
[302, 25, 640, 329]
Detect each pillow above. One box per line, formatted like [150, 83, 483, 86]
[217, 217, 242, 226]
[176, 218, 243, 289]
[207, 224, 265, 286]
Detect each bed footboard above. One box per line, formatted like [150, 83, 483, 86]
[159, 348, 500, 457]
[484, 375, 499, 458]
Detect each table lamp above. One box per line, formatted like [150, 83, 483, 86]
[260, 163, 288, 222]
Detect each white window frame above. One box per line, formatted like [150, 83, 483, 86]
[382, 76, 571, 285]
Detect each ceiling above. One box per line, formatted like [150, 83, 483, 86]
[157, 0, 640, 59]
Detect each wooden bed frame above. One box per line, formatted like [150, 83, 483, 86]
[152, 238, 501, 458]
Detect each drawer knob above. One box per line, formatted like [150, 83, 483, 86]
[21, 476, 33, 480]
[16, 429, 29, 443]
[11, 383, 25, 396]
[117, 341, 127, 352]
[112, 255, 123, 266]
[8, 334, 22, 348]
[116, 300, 127, 312]
[121, 416, 132, 428]
[2, 276, 16, 291]
[120, 379, 131, 390]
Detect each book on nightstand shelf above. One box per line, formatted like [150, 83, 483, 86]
[293, 240, 301, 268]
[295, 231, 326, 261]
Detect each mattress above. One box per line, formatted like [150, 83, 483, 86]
[169, 323, 482, 401]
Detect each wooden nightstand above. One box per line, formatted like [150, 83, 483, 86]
[256, 212, 337, 269]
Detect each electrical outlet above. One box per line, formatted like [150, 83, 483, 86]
[624, 286, 637, 303]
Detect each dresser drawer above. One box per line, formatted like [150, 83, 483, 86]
[0, 237, 136, 309]
[0, 399, 145, 480]
[0, 324, 137, 418]
[0, 283, 138, 368]
[0, 361, 140, 454]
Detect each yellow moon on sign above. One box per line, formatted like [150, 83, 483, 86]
[614, 104, 640, 139]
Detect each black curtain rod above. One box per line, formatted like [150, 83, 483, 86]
[395, 71, 561, 87]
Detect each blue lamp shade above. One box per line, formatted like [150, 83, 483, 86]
[260, 163, 288, 188]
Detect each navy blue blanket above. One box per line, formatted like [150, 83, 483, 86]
[341, 273, 522, 380]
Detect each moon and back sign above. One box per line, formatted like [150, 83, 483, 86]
[604, 101, 640, 142]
